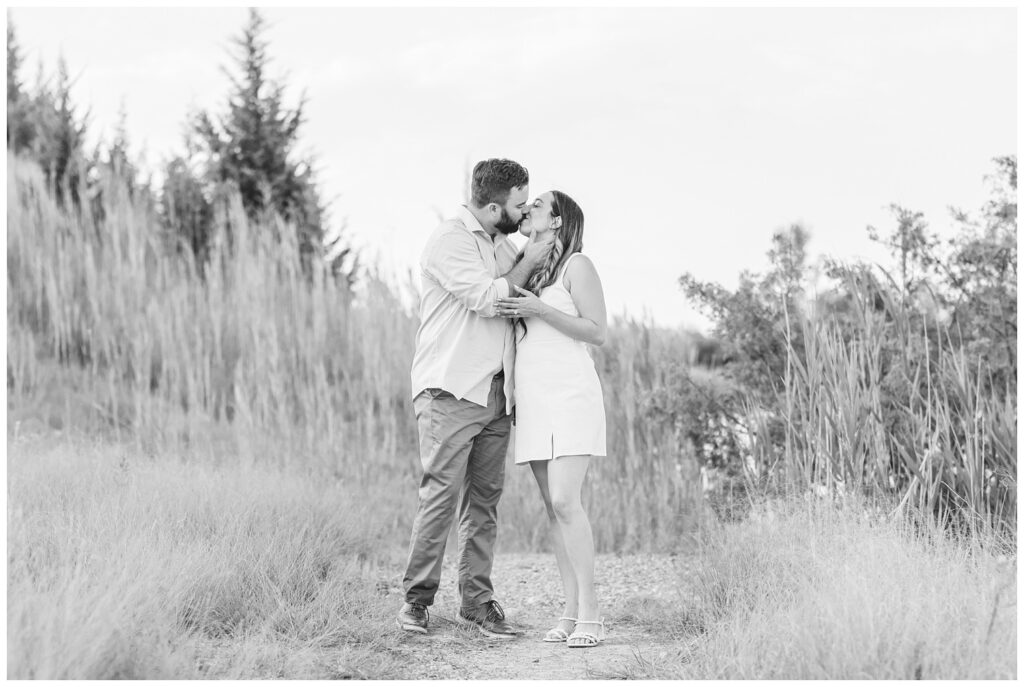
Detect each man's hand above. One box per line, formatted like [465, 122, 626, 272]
[522, 231, 555, 267]
[499, 231, 556, 294]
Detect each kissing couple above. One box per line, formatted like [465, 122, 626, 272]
[397, 158, 608, 649]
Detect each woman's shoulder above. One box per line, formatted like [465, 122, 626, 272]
[562, 252, 598, 289]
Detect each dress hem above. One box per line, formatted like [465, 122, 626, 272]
[515, 451, 607, 465]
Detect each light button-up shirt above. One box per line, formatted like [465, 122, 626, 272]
[410, 205, 518, 412]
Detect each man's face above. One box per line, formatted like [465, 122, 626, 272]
[493, 185, 530, 235]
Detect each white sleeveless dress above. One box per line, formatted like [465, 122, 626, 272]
[513, 252, 607, 464]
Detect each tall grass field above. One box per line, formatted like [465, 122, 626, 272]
[638, 498, 1016, 680]
[6, 153, 1016, 678]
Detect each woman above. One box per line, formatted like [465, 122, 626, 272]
[495, 190, 607, 649]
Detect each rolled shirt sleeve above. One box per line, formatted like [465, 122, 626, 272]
[423, 228, 509, 317]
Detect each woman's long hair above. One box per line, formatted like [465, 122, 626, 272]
[513, 190, 584, 339]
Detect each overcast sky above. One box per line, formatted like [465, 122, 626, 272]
[9, 7, 1017, 330]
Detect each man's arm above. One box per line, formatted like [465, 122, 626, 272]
[423, 230, 507, 316]
[500, 232, 554, 291]
[422, 229, 545, 317]
[423, 228, 554, 317]
[500, 256, 539, 292]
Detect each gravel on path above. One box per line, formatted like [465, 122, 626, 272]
[381, 551, 700, 680]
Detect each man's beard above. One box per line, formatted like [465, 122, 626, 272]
[494, 208, 521, 235]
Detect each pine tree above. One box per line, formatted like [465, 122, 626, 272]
[106, 104, 136, 185]
[6, 13, 19, 104]
[29, 55, 89, 205]
[162, 148, 214, 267]
[6, 14, 35, 153]
[190, 8, 349, 276]
[87, 104, 151, 229]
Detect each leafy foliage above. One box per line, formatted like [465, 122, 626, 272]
[673, 159, 1016, 532]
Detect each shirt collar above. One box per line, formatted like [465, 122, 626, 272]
[458, 205, 508, 246]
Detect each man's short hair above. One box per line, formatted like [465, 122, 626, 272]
[470, 158, 529, 208]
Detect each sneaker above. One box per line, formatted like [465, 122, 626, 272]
[396, 602, 429, 634]
[458, 599, 519, 639]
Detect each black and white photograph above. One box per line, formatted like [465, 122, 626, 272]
[5, 4, 1017, 680]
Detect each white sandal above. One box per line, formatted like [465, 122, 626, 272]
[567, 618, 604, 648]
[543, 616, 577, 642]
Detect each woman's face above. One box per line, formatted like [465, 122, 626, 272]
[519, 191, 560, 238]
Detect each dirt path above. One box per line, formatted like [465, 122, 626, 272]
[381, 552, 698, 680]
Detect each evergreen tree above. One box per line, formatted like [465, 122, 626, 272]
[87, 105, 151, 229]
[105, 104, 137, 188]
[189, 8, 349, 276]
[29, 55, 89, 205]
[6, 13, 19, 104]
[6, 14, 35, 153]
[162, 155, 213, 267]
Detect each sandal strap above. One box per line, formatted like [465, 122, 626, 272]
[559, 617, 577, 622]
[570, 618, 605, 643]
[567, 632, 600, 646]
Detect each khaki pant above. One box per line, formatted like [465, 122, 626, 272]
[402, 375, 511, 608]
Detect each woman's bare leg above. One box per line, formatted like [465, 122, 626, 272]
[530, 459, 578, 634]
[546, 455, 598, 624]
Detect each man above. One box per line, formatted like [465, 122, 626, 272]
[397, 159, 552, 638]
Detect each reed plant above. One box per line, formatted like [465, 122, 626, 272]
[6, 153, 704, 552]
[744, 271, 1017, 537]
[9, 149, 1013, 546]
[8, 153, 1014, 680]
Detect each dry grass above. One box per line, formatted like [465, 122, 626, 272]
[7, 150, 1017, 679]
[6, 152, 708, 553]
[633, 495, 1016, 680]
[9, 432, 1014, 679]
[6, 434, 408, 679]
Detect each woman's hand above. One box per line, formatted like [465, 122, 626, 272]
[495, 286, 548, 319]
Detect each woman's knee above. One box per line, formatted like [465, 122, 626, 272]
[547, 455, 589, 523]
[550, 492, 582, 523]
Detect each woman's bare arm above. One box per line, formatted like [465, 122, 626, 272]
[527, 254, 607, 346]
